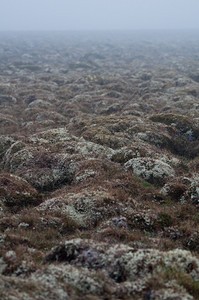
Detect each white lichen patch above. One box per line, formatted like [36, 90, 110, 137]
[37, 197, 85, 226]
[125, 157, 175, 185]
[37, 188, 115, 228]
[31, 264, 107, 295]
[30, 128, 76, 144]
[75, 139, 114, 158]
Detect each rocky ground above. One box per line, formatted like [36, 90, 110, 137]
[1, 30, 199, 299]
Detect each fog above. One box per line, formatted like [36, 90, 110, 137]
[1, 0, 199, 31]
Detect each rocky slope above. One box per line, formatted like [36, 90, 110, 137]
[1, 30, 199, 299]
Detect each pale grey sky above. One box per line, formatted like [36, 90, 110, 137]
[1, 0, 199, 31]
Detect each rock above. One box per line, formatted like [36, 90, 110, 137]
[37, 187, 115, 229]
[31, 264, 108, 296]
[125, 158, 175, 185]
[41, 238, 199, 297]
[4, 145, 74, 191]
[150, 113, 199, 140]
[160, 180, 187, 201]
[112, 216, 127, 229]
[0, 135, 15, 159]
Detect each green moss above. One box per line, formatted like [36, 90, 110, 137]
[134, 176, 153, 188]
[142, 181, 152, 187]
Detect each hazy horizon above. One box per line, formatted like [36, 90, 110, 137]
[1, 0, 199, 32]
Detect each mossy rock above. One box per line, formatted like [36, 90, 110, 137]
[111, 149, 136, 164]
[150, 113, 199, 140]
[0, 114, 18, 130]
[4, 140, 26, 158]
[0, 135, 15, 159]
[4, 145, 74, 191]
[83, 126, 125, 149]
[160, 182, 187, 201]
[125, 158, 175, 186]
[0, 173, 41, 208]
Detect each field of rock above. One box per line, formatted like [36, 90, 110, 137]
[1, 30, 199, 299]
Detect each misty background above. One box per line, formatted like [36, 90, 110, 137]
[1, 0, 199, 31]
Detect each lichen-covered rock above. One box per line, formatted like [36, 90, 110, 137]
[160, 175, 199, 204]
[0, 274, 70, 300]
[29, 128, 114, 158]
[3, 145, 74, 191]
[2, 128, 117, 191]
[3, 141, 28, 170]
[0, 135, 16, 159]
[125, 158, 175, 185]
[152, 287, 194, 300]
[42, 238, 199, 298]
[82, 125, 126, 149]
[111, 145, 146, 163]
[37, 188, 115, 228]
[127, 208, 158, 231]
[31, 264, 108, 296]
[160, 179, 187, 201]
[186, 174, 199, 205]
